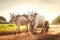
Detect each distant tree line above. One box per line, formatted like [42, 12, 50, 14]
[52, 15, 60, 24]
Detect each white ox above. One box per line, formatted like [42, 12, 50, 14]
[10, 13, 29, 33]
[28, 12, 46, 33]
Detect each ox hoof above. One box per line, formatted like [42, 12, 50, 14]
[33, 32, 37, 34]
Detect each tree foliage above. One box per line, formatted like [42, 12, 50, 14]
[52, 16, 60, 24]
[0, 16, 7, 23]
[0, 16, 6, 21]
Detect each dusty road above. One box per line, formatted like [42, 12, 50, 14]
[0, 32, 37, 40]
[0, 32, 60, 40]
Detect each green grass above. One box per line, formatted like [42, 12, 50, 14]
[1, 24, 60, 33]
[0, 24, 27, 33]
[0, 24, 17, 33]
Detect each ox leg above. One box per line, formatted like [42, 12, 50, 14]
[16, 24, 20, 34]
[25, 25, 28, 33]
[30, 25, 34, 34]
[41, 29, 43, 34]
[29, 22, 34, 34]
[18, 26, 20, 33]
[41, 25, 45, 34]
[41, 26, 45, 34]
[29, 23, 33, 34]
[32, 26, 36, 34]
[15, 26, 20, 36]
[41, 22, 47, 34]
[45, 25, 49, 33]
[29, 22, 33, 33]
[33, 21, 38, 34]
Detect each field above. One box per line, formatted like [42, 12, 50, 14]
[0, 24, 27, 35]
[49, 25, 60, 34]
[0, 24, 60, 40]
[0, 24, 60, 34]
[0, 24, 15, 33]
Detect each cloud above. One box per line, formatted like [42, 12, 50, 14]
[37, 0, 60, 3]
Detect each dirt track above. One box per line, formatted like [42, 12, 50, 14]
[0, 32, 60, 40]
[0, 32, 36, 40]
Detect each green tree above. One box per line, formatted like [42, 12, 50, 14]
[52, 16, 60, 24]
[0, 16, 7, 23]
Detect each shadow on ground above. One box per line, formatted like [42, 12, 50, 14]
[35, 33, 60, 40]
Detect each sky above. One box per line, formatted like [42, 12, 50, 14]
[0, 0, 60, 23]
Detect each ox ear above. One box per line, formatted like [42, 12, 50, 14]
[13, 13, 14, 15]
[10, 13, 14, 16]
[28, 11, 30, 14]
[10, 13, 12, 15]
